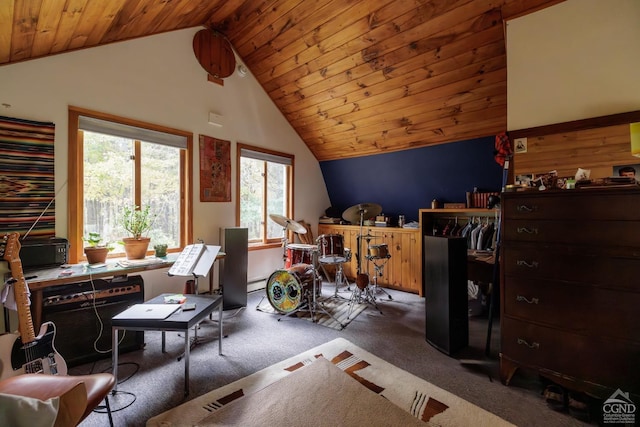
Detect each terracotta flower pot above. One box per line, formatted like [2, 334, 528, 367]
[84, 246, 109, 265]
[122, 237, 151, 260]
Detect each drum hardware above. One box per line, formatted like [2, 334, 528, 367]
[269, 214, 308, 267]
[342, 203, 382, 296]
[316, 234, 352, 300]
[265, 250, 345, 329]
[365, 244, 393, 301]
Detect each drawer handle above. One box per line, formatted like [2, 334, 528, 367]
[516, 227, 538, 234]
[516, 260, 539, 268]
[517, 338, 540, 349]
[516, 204, 537, 212]
[516, 295, 539, 304]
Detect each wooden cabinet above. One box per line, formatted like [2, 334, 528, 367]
[500, 188, 640, 400]
[317, 224, 421, 295]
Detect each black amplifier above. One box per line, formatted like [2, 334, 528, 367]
[20, 237, 68, 270]
[41, 276, 144, 367]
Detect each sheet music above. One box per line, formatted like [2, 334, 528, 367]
[168, 244, 220, 277]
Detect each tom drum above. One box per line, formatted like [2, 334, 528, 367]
[285, 243, 316, 268]
[367, 243, 389, 259]
[316, 234, 346, 264]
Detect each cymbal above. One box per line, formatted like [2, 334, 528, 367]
[358, 233, 377, 239]
[268, 214, 307, 234]
[342, 203, 382, 224]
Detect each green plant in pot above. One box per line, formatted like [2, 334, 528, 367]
[83, 232, 113, 265]
[119, 204, 156, 260]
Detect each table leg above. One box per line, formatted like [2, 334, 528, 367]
[218, 303, 223, 355]
[112, 327, 119, 393]
[162, 331, 166, 353]
[184, 328, 190, 396]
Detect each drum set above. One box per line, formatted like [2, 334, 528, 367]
[265, 214, 345, 328]
[264, 203, 393, 323]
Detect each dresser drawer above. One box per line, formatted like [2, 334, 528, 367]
[503, 243, 640, 292]
[502, 317, 640, 393]
[503, 219, 640, 247]
[503, 191, 640, 221]
[503, 279, 640, 340]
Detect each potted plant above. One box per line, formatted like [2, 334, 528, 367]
[83, 232, 112, 264]
[119, 204, 156, 259]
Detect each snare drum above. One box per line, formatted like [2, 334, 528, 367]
[285, 243, 316, 268]
[266, 264, 319, 313]
[368, 243, 389, 259]
[316, 234, 346, 264]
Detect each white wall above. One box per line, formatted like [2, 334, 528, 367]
[0, 28, 330, 299]
[507, 0, 640, 130]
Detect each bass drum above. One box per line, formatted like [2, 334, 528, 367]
[266, 265, 318, 313]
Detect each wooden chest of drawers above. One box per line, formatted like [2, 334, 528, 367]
[500, 188, 640, 399]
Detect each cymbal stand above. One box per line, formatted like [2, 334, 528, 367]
[279, 226, 289, 267]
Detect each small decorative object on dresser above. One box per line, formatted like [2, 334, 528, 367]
[500, 187, 640, 402]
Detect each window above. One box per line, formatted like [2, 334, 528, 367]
[237, 143, 294, 246]
[68, 107, 193, 263]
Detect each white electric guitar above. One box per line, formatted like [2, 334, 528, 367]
[0, 232, 67, 380]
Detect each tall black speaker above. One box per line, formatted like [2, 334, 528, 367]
[424, 236, 468, 355]
[41, 276, 145, 367]
[219, 227, 248, 310]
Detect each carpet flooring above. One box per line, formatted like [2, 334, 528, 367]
[148, 337, 514, 426]
[70, 283, 591, 427]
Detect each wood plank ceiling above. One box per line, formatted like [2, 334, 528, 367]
[0, 0, 563, 161]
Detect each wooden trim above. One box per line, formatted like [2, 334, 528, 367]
[67, 110, 83, 264]
[236, 142, 295, 243]
[509, 110, 640, 140]
[67, 106, 193, 262]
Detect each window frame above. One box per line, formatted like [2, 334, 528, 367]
[67, 106, 193, 263]
[236, 142, 294, 249]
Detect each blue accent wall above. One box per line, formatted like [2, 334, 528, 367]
[319, 136, 502, 223]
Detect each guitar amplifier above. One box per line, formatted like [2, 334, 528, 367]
[40, 275, 144, 368]
[20, 237, 68, 270]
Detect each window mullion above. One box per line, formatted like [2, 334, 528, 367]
[262, 161, 268, 243]
[134, 140, 142, 206]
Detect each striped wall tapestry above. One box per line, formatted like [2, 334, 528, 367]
[0, 115, 56, 238]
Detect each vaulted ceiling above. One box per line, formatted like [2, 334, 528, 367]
[0, 0, 563, 161]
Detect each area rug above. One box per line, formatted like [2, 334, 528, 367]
[256, 294, 367, 331]
[147, 337, 515, 427]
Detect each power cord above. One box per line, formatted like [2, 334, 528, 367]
[87, 270, 128, 354]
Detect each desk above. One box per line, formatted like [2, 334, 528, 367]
[111, 293, 223, 396]
[17, 252, 225, 330]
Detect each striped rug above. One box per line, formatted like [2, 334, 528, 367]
[0, 115, 56, 238]
[256, 292, 367, 330]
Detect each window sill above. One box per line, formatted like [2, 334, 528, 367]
[248, 242, 282, 251]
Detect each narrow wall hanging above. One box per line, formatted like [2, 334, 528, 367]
[199, 135, 231, 202]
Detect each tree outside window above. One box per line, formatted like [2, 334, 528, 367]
[68, 107, 192, 263]
[237, 143, 293, 245]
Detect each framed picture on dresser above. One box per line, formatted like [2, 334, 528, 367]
[613, 163, 640, 182]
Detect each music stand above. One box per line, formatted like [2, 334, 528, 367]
[168, 244, 221, 355]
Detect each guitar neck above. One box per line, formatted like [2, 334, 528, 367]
[2, 233, 36, 344]
[11, 260, 36, 344]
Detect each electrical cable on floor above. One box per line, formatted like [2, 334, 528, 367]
[87, 271, 128, 354]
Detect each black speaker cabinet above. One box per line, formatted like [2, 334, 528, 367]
[41, 276, 145, 368]
[219, 227, 248, 310]
[424, 236, 468, 355]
